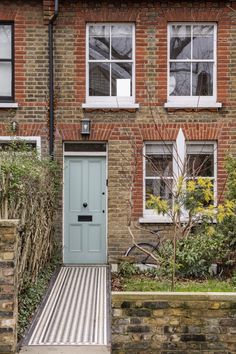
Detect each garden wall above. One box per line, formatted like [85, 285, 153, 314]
[0, 221, 19, 354]
[112, 292, 236, 354]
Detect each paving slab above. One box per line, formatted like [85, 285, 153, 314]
[19, 345, 110, 354]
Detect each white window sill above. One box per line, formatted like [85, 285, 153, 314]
[164, 102, 222, 109]
[82, 103, 140, 109]
[140, 216, 217, 224]
[139, 217, 172, 224]
[0, 102, 19, 108]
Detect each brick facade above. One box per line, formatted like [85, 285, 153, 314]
[0, 0, 236, 261]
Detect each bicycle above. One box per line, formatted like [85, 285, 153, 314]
[124, 228, 164, 266]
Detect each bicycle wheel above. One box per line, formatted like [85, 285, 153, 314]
[125, 242, 157, 265]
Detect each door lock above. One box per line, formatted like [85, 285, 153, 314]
[83, 202, 88, 208]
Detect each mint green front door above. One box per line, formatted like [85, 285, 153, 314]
[64, 157, 106, 264]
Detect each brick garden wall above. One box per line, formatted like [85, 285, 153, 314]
[112, 292, 236, 354]
[0, 220, 19, 354]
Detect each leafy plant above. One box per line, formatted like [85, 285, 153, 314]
[177, 232, 226, 278]
[156, 230, 228, 279]
[211, 156, 236, 270]
[118, 261, 139, 277]
[18, 260, 58, 339]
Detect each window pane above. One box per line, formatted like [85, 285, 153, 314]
[193, 25, 214, 60]
[146, 155, 173, 177]
[146, 144, 172, 155]
[170, 25, 191, 60]
[187, 154, 214, 177]
[146, 179, 173, 208]
[89, 62, 110, 96]
[0, 25, 11, 59]
[187, 144, 214, 154]
[111, 63, 132, 96]
[192, 62, 213, 96]
[0, 62, 12, 96]
[89, 26, 110, 60]
[111, 25, 132, 60]
[169, 62, 191, 96]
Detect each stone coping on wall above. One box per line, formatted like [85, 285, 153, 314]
[0, 219, 19, 227]
[112, 291, 236, 301]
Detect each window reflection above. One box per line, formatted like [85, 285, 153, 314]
[88, 24, 133, 97]
[169, 24, 215, 98]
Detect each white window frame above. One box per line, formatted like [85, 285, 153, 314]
[82, 23, 139, 109]
[141, 138, 217, 223]
[165, 22, 222, 109]
[0, 136, 41, 156]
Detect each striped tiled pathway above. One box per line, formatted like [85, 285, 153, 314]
[28, 266, 109, 346]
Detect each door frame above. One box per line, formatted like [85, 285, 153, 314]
[63, 142, 108, 264]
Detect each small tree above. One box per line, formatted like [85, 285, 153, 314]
[145, 133, 235, 289]
[122, 126, 235, 290]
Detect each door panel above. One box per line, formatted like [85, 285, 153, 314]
[69, 225, 82, 251]
[69, 160, 83, 212]
[64, 156, 106, 264]
[88, 224, 102, 252]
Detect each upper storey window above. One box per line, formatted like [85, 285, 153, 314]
[0, 23, 14, 102]
[165, 23, 221, 108]
[85, 23, 137, 108]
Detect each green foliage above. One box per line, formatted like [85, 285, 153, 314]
[118, 261, 139, 277]
[156, 232, 227, 278]
[0, 141, 59, 219]
[0, 141, 60, 289]
[232, 271, 236, 287]
[214, 156, 236, 268]
[122, 277, 236, 292]
[184, 177, 214, 212]
[18, 261, 58, 339]
[176, 232, 226, 278]
[145, 164, 236, 283]
[146, 195, 169, 215]
[225, 155, 236, 200]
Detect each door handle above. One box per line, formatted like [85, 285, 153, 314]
[83, 202, 88, 208]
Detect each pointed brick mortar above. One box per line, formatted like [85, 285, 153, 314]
[0, 220, 19, 354]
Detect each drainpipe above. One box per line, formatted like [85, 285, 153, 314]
[49, 0, 59, 159]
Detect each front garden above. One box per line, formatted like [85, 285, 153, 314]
[114, 155, 236, 293]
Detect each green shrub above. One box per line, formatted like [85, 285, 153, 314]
[176, 232, 226, 278]
[214, 156, 236, 269]
[118, 261, 139, 277]
[0, 141, 60, 290]
[157, 232, 227, 278]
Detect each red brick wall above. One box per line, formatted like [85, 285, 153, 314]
[53, 1, 231, 106]
[0, 0, 49, 153]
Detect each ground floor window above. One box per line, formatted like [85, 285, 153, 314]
[0, 136, 41, 154]
[144, 131, 217, 220]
